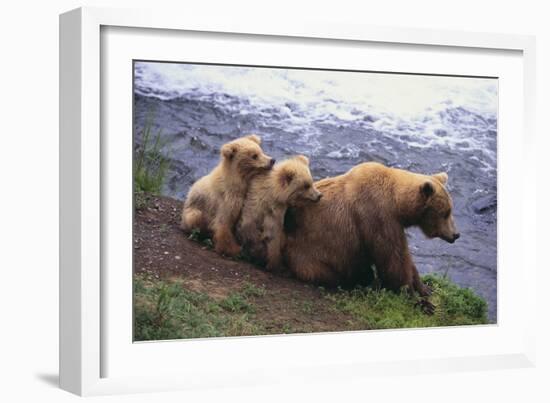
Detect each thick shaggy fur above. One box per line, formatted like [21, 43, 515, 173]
[181, 135, 274, 257]
[283, 162, 459, 295]
[237, 155, 322, 271]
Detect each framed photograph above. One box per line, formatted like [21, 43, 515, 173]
[60, 7, 537, 396]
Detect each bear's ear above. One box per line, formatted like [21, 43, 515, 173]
[221, 143, 237, 160]
[420, 181, 434, 198]
[279, 169, 295, 187]
[433, 172, 448, 185]
[295, 155, 309, 165]
[245, 134, 261, 145]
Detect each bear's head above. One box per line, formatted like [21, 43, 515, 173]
[221, 134, 275, 176]
[276, 155, 322, 206]
[418, 172, 460, 244]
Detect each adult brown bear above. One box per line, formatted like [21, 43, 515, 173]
[283, 162, 459, 296]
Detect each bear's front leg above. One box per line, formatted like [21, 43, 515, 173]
[368, 225, 434, 301]
[412, 266, 431, 297]
[411, 266, 435, 314]
[265, 235, 283, 272]
[264, 213, 285, 272]
[213, 225, 241, 257]
[376, 249, 435, 315]
[212, 198, 242, 257]
[374, 254, 414, 293]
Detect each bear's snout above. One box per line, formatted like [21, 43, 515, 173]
[307, 190, 322, 202]
[445, 232, 460, 244]
[268, 158, 276, 168]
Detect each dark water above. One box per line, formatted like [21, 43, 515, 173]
[133, 63, 498, 322]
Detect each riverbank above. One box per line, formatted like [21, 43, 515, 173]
[133, 193, 488, 341]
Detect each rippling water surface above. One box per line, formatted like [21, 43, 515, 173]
[134, 61, 498, 322]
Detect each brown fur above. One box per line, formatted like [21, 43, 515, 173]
[181, 135, 274, 257]
[237, 155, 322, 271]
[283, 162, 459, 295]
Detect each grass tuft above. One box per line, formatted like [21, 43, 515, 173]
[134, 111, 170, 195]
[219, 293, 255, 313]
[241, 282, 267, 298]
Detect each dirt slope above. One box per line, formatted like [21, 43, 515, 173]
[133, 194, 360, 333]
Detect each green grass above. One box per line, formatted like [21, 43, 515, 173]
[134, 112, 170, 196]
[134, 275, 265, 341]
[241, 282, 267, 298]
[301, 300, 314, 315]
[219, 293, 255, 313]
[325, 274, 488, 329]
[133, 273, 488, 341]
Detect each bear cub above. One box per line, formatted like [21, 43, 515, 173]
[181, 134, 274, 257]
[237, 155, 322, 271]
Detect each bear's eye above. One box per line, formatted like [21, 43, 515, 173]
[304, 183, 311, 190]
[252, 154, 258, 160]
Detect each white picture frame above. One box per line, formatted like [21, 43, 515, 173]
[59, 6, 537, 396]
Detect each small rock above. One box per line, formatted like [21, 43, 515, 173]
[471, 194, 497, 214]
[175, 255, 181, 260]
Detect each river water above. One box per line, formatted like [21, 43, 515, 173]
[133, 61, 498, 322]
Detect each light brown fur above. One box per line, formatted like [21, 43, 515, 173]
[284, 162, 459, 295]
[237, 155, 322, 271]
[181, 135, 274, 257]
